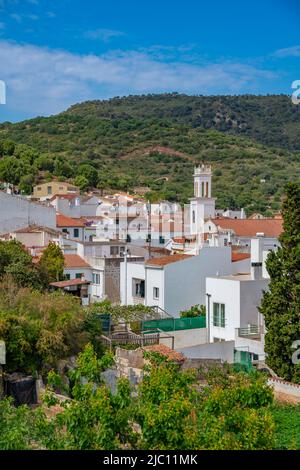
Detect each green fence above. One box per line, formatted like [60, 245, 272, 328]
[142, 316, 206, 332]
[233, 349, 253, 372]
[96, 314, 111, 334]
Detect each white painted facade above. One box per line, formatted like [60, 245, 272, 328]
[120, 246, 250, 316]
[206, 274, 268, 343]
[0, 191, 56, 234]
[50, 195, 100, 218]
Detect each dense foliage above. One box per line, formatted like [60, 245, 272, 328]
[0, 240, 46, 289]
[271, 404, 300, 450]
[0, 281, 102, 373]
[1, 94, 300, 214]
[0, 344, 277, 450]
[180, 304, 206, 318]
[260, 183, 300, 382]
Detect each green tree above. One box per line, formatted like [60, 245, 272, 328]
[77, 164, 98, 188]
[0, 398, 36, 450]
[39, 241, 65, 283]
[74, 175, 89, 192]
[0, 281, 95, 373]
[0, 239, 42, 289]
[260, 182, 300, 382]
[39, 344, 134, 450]
[1, 139, 15, 156]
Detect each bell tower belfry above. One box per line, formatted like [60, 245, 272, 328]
[190, 164, 215, 235]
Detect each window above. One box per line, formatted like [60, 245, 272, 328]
[65, 273, 70, 280]
[37, 186, 41, 191]
[47, 186, 52, 195]
[213, 303, 225, 327]
[73, 228, 79, 238]
[93, 273, 100, 284]
[153, 287, 159, 300]
[59, 186, 64, 190]
[192, 210, 195, 224]
[201, 182, 205, 197]
[75, 273, 83, 279]
[110, 246, 119, 256]
[62, 228, 68, 233]
[132, 279, 145, 298]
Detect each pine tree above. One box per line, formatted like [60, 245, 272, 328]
[260, 183, 300, 382]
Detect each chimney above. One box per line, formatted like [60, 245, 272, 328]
[251, 237, 264, 280]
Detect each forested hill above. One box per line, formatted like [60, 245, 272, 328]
[0, 93, 300, 215]
[61, 94, 300, 151]
[2, 94, 300, 151]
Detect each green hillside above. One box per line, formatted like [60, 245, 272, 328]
[1, 94, 300, 214]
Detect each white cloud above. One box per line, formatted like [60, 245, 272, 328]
[84, 29, 124, 42]
[273, 45, 300, 58]
[0, 40, 276, 119]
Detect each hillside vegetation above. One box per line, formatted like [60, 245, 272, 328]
[1, 94, 300, 214]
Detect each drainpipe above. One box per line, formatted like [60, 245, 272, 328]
[124, 250, 128, 306]
[206, 293, 211, 343]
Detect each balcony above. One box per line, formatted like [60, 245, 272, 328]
[237, 324, 263, 341]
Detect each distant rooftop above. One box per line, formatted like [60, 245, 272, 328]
[146, 253, 191, 267]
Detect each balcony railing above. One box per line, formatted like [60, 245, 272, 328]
[238, 324, 263, 339]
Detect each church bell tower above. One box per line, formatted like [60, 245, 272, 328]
[190, 164, 216, 235]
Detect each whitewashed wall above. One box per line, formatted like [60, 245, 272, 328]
[0, 192, 56, 234]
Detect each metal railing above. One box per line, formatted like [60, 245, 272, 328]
[238, 324, 262, 338]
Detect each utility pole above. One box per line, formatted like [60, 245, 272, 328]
[206, 293, 211, 343]
[147, 200, 152, 259]
[124, 249, 128, 306]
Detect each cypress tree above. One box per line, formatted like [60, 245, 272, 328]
[260, 183, 300, 382]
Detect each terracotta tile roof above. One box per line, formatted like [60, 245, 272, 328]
[141, 344, 185, 363]
[50, 194, 79, 201]
[146, 253, 192, 267]
[56, 213, 85, 228]
[14, 224, 61, 235]
[231, 252, 251, 262]
[211, 218, 283, 238]
[50, 278, 90, 288]
[64, 254, 91, 268]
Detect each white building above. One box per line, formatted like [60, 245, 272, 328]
[56, 213, 86, 242]
[0, 191, 56, 234]
[50, 194, 100, 218]
[63, 254, 103, 302]
[204, 218, 282, 249]
[205, 237, 278, 361]
[120, 246, 250, 317]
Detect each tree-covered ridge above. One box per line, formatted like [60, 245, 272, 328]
[0, 94, 300, 214]
[13, 93, 300, 150]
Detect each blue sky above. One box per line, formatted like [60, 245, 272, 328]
[0, 0, 299, 122]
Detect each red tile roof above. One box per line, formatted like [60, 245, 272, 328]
[211, 218, 283, 238]
[141, 344, 185, 362]
[50, 279, 90, 288]
[50, 194, 79, 201]
[231, 252, 251, 262]
[56, 213, 85, 228]
[64, 254, 91, 268]
[146, 254, 191, 267]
